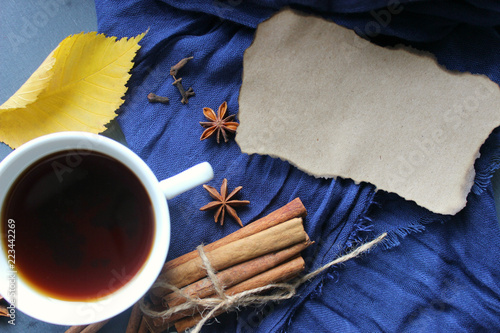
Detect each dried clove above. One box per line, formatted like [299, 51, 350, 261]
[172, 78, 195, 104]
[147, 92, 170, 104]
[170, 56, 194, 77]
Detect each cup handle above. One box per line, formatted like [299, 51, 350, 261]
[159, 162, 214, 200]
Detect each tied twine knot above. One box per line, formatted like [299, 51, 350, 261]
[141, 233, 387, 333]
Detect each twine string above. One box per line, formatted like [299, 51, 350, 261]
[140, 232, 387, 333]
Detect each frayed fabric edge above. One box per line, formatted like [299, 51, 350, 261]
[472, 127, 500, 195]
[278, 195, 447, 332]
[379, 215, 450, 249]
[472, 152, 500, 195]
[280, 188, 379, 332]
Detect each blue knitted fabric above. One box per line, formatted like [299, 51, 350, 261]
[95, 1, 500, 331]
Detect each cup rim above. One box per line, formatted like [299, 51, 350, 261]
[0, 132, 170, 325]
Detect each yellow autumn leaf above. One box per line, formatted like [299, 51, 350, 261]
[0, 51, 56, 110]
[0, 31, 145, 148]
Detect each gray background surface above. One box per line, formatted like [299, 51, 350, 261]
[1, 0, 499, 331]
[0, 1, 129, 332]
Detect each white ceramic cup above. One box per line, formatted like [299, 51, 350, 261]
[0, 132, 213, 325]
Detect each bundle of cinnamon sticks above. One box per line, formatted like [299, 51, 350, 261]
[128, 198, 310, 333]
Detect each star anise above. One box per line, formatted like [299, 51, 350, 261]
[199, 178, 250, 227]
[200, 101, 239, 143]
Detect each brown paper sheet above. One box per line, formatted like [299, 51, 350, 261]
[236, 8, 500, 215]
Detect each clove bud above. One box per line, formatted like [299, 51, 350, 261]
[170, 56, 194, 77]
[172, 78, 195, 104]
[147, 92, 170, 104]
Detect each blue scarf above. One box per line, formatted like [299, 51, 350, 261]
[95, 1, 500, 331]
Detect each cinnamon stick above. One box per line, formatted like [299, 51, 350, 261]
[0, 304, 8, 317]
[142, 299, 174, 333]
[163, 239, 312, 308]
[149, 240, 312, 327]
[143, 313, 177, 333]
[65, 319, 110, 333]
[65, 326, 87, 333]
[161, 198, 306, 274]
[174, 256, 306, 332]
[138, 317, 149, 333]
[126, 303, 142, 333]
[152, 217, 306, 298]
[81, 320, 110, 333]
[0, 295, 9, 318]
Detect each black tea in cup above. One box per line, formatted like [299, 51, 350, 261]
[1, 149, 155, 301]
